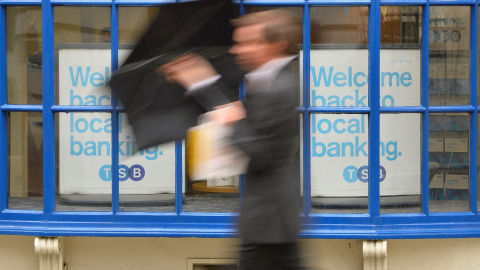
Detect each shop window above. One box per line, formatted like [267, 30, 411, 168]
[6, 7, 42, 105]
[8, 112, 43, 210]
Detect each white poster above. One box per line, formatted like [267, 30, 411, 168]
[59, 48, 181, 195]
[302, 49, 421, 197]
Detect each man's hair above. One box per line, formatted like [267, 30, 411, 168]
[231, 9, 302, 53]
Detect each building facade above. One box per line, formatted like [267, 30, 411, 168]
[1, 0, 480, 269]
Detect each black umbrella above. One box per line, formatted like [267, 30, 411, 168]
[109, 0, 244, 150]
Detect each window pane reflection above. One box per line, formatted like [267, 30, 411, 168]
[380, 6, 421, 107]
[7, 7, 42, 105]
[55, 7, 111, 106]
[429, 113, 469, 212]
[429, 6, 470, 106]
[8, 112, 43, 210]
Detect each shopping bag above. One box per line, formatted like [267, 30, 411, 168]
[187, 108, 249, 181]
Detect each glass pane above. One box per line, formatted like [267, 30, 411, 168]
[56, 112, 111, 211]
[6, 7, 42, 105]
[310, 7, 369, 108]
[429, 113, 469, 212]
[118, 7, 160, 45]
[310, 114, 368, 214]
[55, 7, 111, 106]
[429, 6, 470, 106]
[478, 114, 480, 212]
[118, 113, 175, 212]
[8, 112, 43, 210]
[380, 7, 422, 107]
[380, 114, 421, 214]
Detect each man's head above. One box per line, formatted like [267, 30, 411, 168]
[229, 9, 301, 71]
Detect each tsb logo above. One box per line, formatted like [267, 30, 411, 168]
[99, 164, 146, 182]
[343, 165, 386, 183]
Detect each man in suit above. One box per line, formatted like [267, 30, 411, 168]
[160, 9, 303, 269]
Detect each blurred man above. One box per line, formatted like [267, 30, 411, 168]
[161, 9, 303, 269]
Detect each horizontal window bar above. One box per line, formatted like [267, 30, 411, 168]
[242, 0, 309, 4]
[0, 1, 41, 5]
[379, 106, 427, 113]
[302, 107, 371, 113]
[50, 0, 112, 4]
[52, 105, 114, 112]
[1, 104, 42, 112]
[380, 0, 427, 4]
[112, 0, 176, 4]
[306, 0, 371, 4]
[428, 105, 476, 112]
[429, 0, 477, 5]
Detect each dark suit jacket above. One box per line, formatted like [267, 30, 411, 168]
[194, 61, 300, 244]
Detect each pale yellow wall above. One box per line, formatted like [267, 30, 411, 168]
[0, 235, 38, 270]
[388, 238, 480, 270]
[1, 235, 480, 270]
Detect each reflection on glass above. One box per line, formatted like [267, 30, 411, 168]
[311, 7, 368, 44]
[6, 7, 42, 105]
[309, 7, 368, 108]
[310, 114, 368, 214]
[380, 6, 421, 44]
[56, 113, 111, 212]
[429, 113, 469, 212]
[8, 112, 43, 210]
[119, 7, 161, 44]
[55, 7, 111, 106]
[380, 114, 421, 214]
[478, 114, 480, 212]
[380, 7, 421, 107]
[429, 6, 470, 106]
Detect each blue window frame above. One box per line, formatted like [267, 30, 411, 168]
[0, 0, 480, 238]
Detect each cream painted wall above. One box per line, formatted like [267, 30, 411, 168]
[388, 239, 480, 270]
[0, 235, 38, 270]
[1, 235, 480, 270]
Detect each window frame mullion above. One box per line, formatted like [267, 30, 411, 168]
[368, 0, 381, 220]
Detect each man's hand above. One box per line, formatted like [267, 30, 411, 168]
[209, 101, 246, 125]
[157, 53, 219, 90]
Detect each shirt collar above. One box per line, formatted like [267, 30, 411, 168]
[245, 55, 297, 88]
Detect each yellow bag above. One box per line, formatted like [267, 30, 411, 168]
[186, 110, 249, 181]
[186, 121, 215, 179]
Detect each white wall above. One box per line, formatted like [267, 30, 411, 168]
[1, 235, 480, 270]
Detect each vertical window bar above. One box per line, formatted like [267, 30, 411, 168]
[421, 3, 430, 215]
[42, 0, 55, 214]
[368, 1, 381, 219]
[111, 3, 119, 214]
[469, 3, 478, 213]
[0, 5, 7, 212]
[175, 140, 183, 215]
[302, 3, 311, 217]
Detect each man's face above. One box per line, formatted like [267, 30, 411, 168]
[229, 24, 282, 72]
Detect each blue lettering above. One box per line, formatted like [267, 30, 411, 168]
[90, 72, 104, 87]
[333, 72, 347, 87]
[69, 66, 90, 87]
[311, 66, 333, 87]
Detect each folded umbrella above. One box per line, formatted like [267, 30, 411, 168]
[109, 0, 244, 150]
